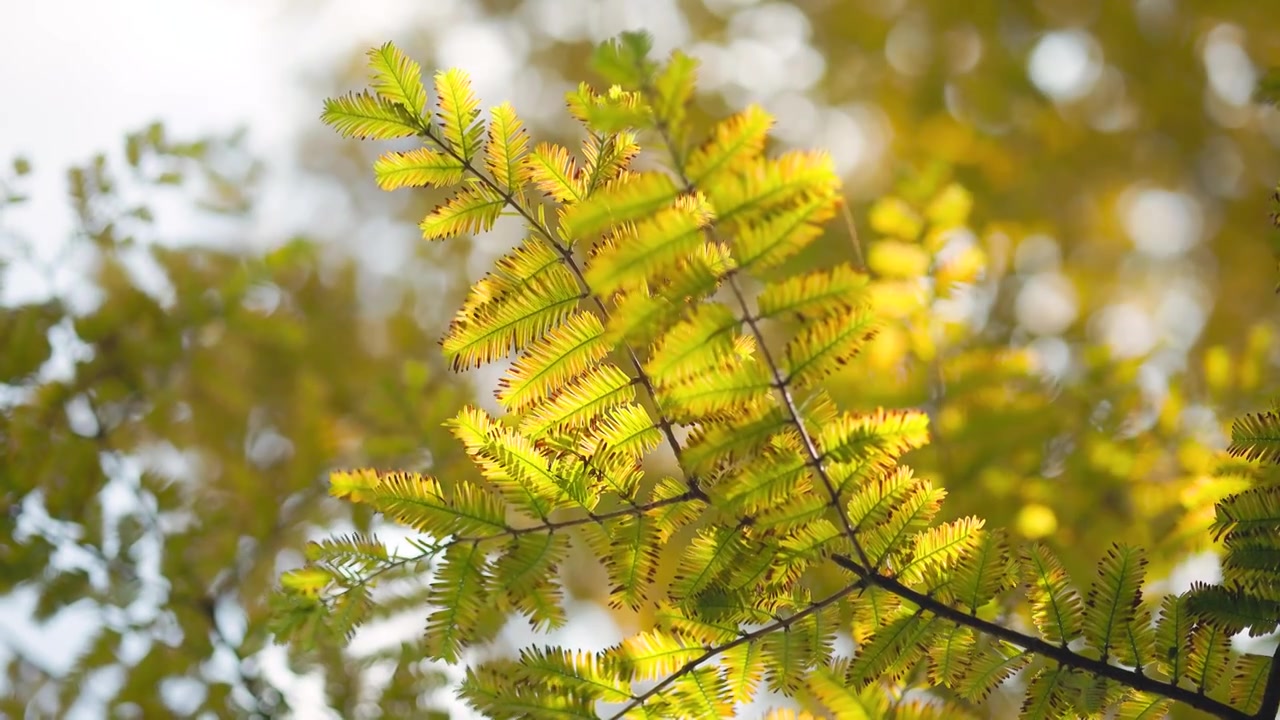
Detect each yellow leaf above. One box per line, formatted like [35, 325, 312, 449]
[868, 280, 925, 319]
[281, 567, 331, 597]
[925, 182, 973, 228]
[867, 324, 909, 371]
[1016, 503, 1058, 540]
[935, 245, 986, 294]
[869, 196, 924, 240]
[868, 240, 931, 278]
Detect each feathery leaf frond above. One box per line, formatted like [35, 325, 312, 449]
[1227, 410, 1280, 463]
[497, 310, 608, 413]
[524, 142, 584, 204]
[559, 171, 680, 240]
[434, 67, 484, 160]
[585, 193, 715, 294]
[322, 91, 421, 139]
[419, 183, 506, 240]
[485, 102, 530, 191]
[1082, 543, 1147, 660]
[1022, 544, 1085, 645]
[367, 41, 428, 116]
[686, 104, 773, 186]
[374, 147, 464, 189]
[757, 264, 869, 320]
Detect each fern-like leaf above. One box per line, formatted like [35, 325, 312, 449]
[720, 642, 767, 705]
[373, 147, 464, 189]
[434, 67, 484, 160]
[1186, 621, 1232, 694]
[1022, 544, 1085, 645]
[447, 407, 580, 516]
[898, 516, 985, 589]
[496, 310, 608, 413]
[367, 41, 428, 117]
[1227, 410, 1280, 463]
[645, 302, 740, 386]
[1185, 582, 1280, 637]
[305, 532, 390, 580]
[585, 193, 715, 295]
[803, 661, 885, 717]
[762, 626, 816, 695]
[443, 268, 582, 370]
[670, 524, 750, 601]
[686, 104, 773, 186]
[485, 102, 529, 191]
[846, 466, 924, 533]
[956, 641, 1029, 702]
[711, 150, 840, 225]
[951, 528, 1015, 613]
[419, 184, 506, 240]
[927, 624, 975, 687]
[658, 355, 774, 424]
[559, 171, 680, 240]
[1083, 543, 1148, 661]
[462, 665, 599, 719]
[668, 667, 734, 718]
[610, 629, 703, 682]
[518, 363, 636, 439]
[322, 91, 421, 139]
[1114, 693, 1172, 720]
[783, 309, 878, 389]
[1154, 593, 1193, 682]
[1021, 665, 1071, 720]
[1225, 653, 1270, 716]
[523, 142, 584, 203]
[425, 541, 493, 662]
[578, 404, 662, 465]
[604, 515, 662, 610]
[860, 479, 946, 567]
[1210, 482, 1280, 541]
[818, 408, 930, 465]
[512, 646, 632, 703]
[756, 264, 869, 320]
[581, 131, 640, 195]
[494, 532, 570, 631]
[328, 468, 507, 537]
[845, 613, 937, 688]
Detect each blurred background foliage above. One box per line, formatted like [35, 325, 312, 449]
[3, 0, 1279, 717]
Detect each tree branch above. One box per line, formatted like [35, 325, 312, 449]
[830, 554, 1252, 720]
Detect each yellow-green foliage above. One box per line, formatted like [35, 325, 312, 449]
[272, 35, 1280, 720]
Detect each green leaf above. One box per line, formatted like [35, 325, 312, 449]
[1082, 544, 1148, 660]
[485, 102, 530, 190]
[374, 147, 464, 189]
[367, 41, 428, 116]
[434, 67, 484, 161]
[1022, 544, 1085, 645]
[590, 31, 656, 87]
[419, 184, 506, 240]
[322, 91, 421, 140]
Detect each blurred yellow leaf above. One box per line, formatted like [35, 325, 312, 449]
[868, 196, 924, 241]
[869, 281, 925, 319]
[868, 240, 931, 278]
[281, 568, 332, 597]
[925, 183, 973, 229]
